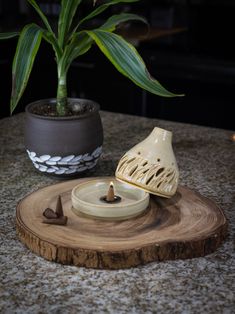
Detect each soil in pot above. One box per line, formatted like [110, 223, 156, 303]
[30, 100, 95, 117]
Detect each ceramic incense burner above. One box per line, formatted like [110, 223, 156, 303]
[71, 178, 149, 220]
[71, 127, 179, 221]
[115, 127, 179, 198]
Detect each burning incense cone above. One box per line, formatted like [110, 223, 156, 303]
[106, 182, 115, 202]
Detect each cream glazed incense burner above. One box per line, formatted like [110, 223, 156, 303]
[71, 127, 179, 221]
[116, 127, 179, 198]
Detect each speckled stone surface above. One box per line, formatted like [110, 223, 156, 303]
[0, 112, 234, 314]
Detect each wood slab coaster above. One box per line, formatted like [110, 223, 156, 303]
[16, 177, 228, 269]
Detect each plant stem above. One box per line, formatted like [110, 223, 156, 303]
[56, 73, 68, 116]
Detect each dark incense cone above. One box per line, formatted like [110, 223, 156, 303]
[43, 216, 68, 225]
[42, 195, 67, 225]
[55, 195, 64, 217]
[43, 208, 58, 219]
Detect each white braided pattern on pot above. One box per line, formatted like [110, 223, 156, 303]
[26, 146, 102, 175]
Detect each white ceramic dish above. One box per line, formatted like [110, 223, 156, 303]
[71, 178, 149, 220]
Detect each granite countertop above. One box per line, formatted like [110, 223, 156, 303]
[0, 111, 234, 314]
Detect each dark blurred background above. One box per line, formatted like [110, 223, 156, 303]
[0, 0, 234, 130]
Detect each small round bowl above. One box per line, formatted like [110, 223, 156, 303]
[71, 178, 149, 220]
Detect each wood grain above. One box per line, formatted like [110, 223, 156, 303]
[16, 178, 228, 269]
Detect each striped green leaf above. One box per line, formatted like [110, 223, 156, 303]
[59, 33, 93, 76]
[100, 13, 147, 32]
[42, 31, 62, 60]
[27, 0, 61, 59]
[87, 30, 183, 97]
[61, 12, 146, 75]
[10, 24, 42, 114]
[76, 0, 139, 29]
[58, 0, 82, 48]
[27, 0, 53, 33]
[0, 32, 19, 40]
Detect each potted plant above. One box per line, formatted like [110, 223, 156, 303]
[0, 0, 182, 178]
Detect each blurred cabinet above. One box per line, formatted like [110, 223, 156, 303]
[0, 0, 234, 130]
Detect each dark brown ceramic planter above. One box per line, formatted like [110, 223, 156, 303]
[25, 98, 103, 178]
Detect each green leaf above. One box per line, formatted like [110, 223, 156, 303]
[58, 0, 82, 48]
[0, 32, 19, 40]
[27, 0, 61, 59]
[59, 33, 93, 76]
[100, 13, 147, 32]
[76, 0, 140, 30]
[10, 24, 42, 114]
[42, 31, 62, 60]
[27, 0, 54, 34]
[87, 30, 183, 97]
